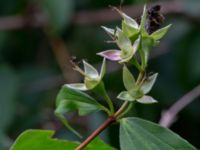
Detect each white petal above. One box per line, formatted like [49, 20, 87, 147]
[83, 60, 99, 79]
[136, 95, 157, 104]
[101, 26, 115, 36]
[65, 83, 88, 91]
[122, 12, 139, 29]
[97, 50, 121, 61]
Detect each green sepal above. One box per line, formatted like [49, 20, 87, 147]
[123, 65, 135, 90]
[139, 5, 148, 36]
[128, 86, 144, 99]
[117, 91, 135, 101]
[141, 73, 158, 94]
[122, 21, 138, 38]
[150, 24, 172, 41]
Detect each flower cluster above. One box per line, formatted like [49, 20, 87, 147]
[98, 6, 171, 69]
[66, 6, 171, 104]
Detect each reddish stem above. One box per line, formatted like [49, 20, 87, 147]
[75, 116, 116, 150]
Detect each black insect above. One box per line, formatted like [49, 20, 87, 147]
[146, 5, 165, 34]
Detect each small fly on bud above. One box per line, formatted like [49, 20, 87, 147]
[146, 5, 165, 34]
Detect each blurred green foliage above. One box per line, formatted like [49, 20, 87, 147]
[0, 0, 200, 149]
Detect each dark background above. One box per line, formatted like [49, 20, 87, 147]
[0, 0, 200, 149]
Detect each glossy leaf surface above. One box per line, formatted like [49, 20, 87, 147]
[120, 117, 196, 150]
[10, 130, 116, 150]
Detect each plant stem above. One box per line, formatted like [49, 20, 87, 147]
[104, 92, 115, 114]
[75, 116, 116, 150]
[94, 82, 115, 114]
[76, 71, 145, 149]
[116, 102, 134, 119]
[99, 104, 112, 116]
[114, 101, 129, 118]
[130, 58, 142, 72]
[75, 101, 130, 150]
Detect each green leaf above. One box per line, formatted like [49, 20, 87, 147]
[101, 26, 115, 36]
[139, 5, 147, 34]
[120, 117, 196, 150]
[136, 95, 157, 104]
[10, 130, 116, 150]
[41, 0, 74, 33]
[123, 65, 135, 90]
[141, 73, 158, 94]
[55, 85, 102, 137]
[151, 24, 172, 40]
[117, 91, 135, 101]
[85, 137, 116, 150]
[10, 130, 78, 150]
[56, 85, 101, 116]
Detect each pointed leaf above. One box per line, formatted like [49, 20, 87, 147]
[55, 106, 82, 138]
[83, 60, 99, 79]
[101, 26, 115, 36]
[136, 95, 157, 104]
[56, 85, 101, 114]
[55, 85, 101, 136]
[123, 65, 135, 90]
[140, 5, 147, 32]
[121, 12, 139, 29]
[66, 83, 88, 91]
[10, 130, 116, 150]
[151, 24, 172, 40]
[122, 21, 138, 37]
[120, 117, 196, 150]
[10, 130, 78, 150]
[97, 50, 121, 61]
[141, 73, 158, 94]
[117, 91, 135, 101]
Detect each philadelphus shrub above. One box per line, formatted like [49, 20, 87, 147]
[10, 5, 196, 150]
